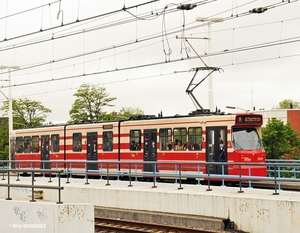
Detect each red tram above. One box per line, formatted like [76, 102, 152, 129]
[11, 112, 267, 178]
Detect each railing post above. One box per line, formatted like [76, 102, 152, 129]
[277, 165, 281, 190]
[66, 163, 70, 184]
[56, 162, 59, 178]
[48, 172, 52, 183]
[248, 165, 252, 188]
[206, 163, 212, 191]
[152, 163, 157, 188]
[42, 162, 45, 178]
[30, 171, 36, 202]
[106, 163, 110, 186]
[174, 164, 178, 184]
[134, 164, 138, 182]
[197, 164, 201, 185]
[221, 164, 225, 187]
[16, 162, 20, 181]
[57, 171, 63, 204]
[116, 162, 120, 181]
[99, 163, 103, 180]
[238, 164, 244, 193]
[128, 163, 133, 187]
[85, 162, 89, 185]
[1, 163, 5, 180]
[273, 165, 279, 195]
[6, 169, 12, 200]
[178, 164, 183, 190]
[69, 162, 73, 179]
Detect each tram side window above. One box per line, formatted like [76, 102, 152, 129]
[73, 133, 82, 152]
[24, 136, 31, 153]
[32, 136, 39, 153]
[51, 134, 59, 152]
[130, 130, 141, 151]
[103, 131, 113, 151]
[159, 128, 172, 151]
[16, 137, 24, 153]
[188, 127, 202, 151]
[174, 128, 187, 151]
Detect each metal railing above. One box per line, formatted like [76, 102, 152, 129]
[1, 159, 300, 195]
[266, 159, 300, 178]
[0, 168, 64, 203]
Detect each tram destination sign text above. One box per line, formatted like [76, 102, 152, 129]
[236, 115, 263, 125]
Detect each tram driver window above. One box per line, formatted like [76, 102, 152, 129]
[130, 130, 141, 151]
[73, 133, 82, 152]
[159, 128, 172, 151]
[188, 127, 202, 150]
[103, 131, 113, 151]
[174, 128, 187, 151]
[16, 137, 24, 153]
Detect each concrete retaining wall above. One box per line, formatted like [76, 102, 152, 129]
[0, 185, 94, 233]
[2, 178, 300, 233]
[0, 199, 94, 233]
[53, 181, 300, 233]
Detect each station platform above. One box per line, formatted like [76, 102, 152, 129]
[0, 176, 299, 233]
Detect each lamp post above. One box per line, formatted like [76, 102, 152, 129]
[195, 17, 223, 112]
[0, 65, 20, 163]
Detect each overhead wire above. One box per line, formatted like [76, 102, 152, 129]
[0, 0, 160, 43]
[2, 32, 300, 90]
[0, 0, 298, 93]
[6, 49, 300, 101]
[0, 0, 61, 21]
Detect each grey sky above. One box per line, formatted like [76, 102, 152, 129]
[0, 0, 299, 122]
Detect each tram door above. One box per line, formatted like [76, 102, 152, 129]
[206, 127, 227, 174]
[41, 135, 50, 169]
[10, 137, 16, 168]
[86, 132, 98, 170]
[143, 129, 157, 172]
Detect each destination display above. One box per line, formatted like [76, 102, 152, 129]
[103, 124, 113, 129]
[235, 115, 263, 125]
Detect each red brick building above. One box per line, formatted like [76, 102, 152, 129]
[255, 109, 300, 133]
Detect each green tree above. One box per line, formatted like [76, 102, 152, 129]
[118, 107, 144, 119]
[278, 99, 300, 109]
[0, 98, 51, 160]
[262, 118, 300, 159]
[102, 107, 145, 120]
[69, 83, 116, 122]
[0, 98, 51, 128]
[0, 123, 9, 160]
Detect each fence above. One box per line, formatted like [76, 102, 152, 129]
[0, 168, 64, 203]
[1, 159, 300, 194]
[266, 159, 300, 178]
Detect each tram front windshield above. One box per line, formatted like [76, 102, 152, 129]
[232, 127, 263, 150]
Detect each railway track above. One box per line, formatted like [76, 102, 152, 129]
[95, 217, 225, 233]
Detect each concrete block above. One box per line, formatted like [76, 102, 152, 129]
[0, 200, 94, 233]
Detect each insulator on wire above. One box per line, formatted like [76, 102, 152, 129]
[177, 4, 197, 10]
[249, 7, 268, 14]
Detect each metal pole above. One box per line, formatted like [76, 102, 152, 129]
[207, 21, 214, 112]
[0, 66, 20, 164]
[6, 169, 12, 200]
[57, 171, 63, 204]
[30, 171, 36, 202]
[8, 69, 13, 162]
[128, 163, 132, 187]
